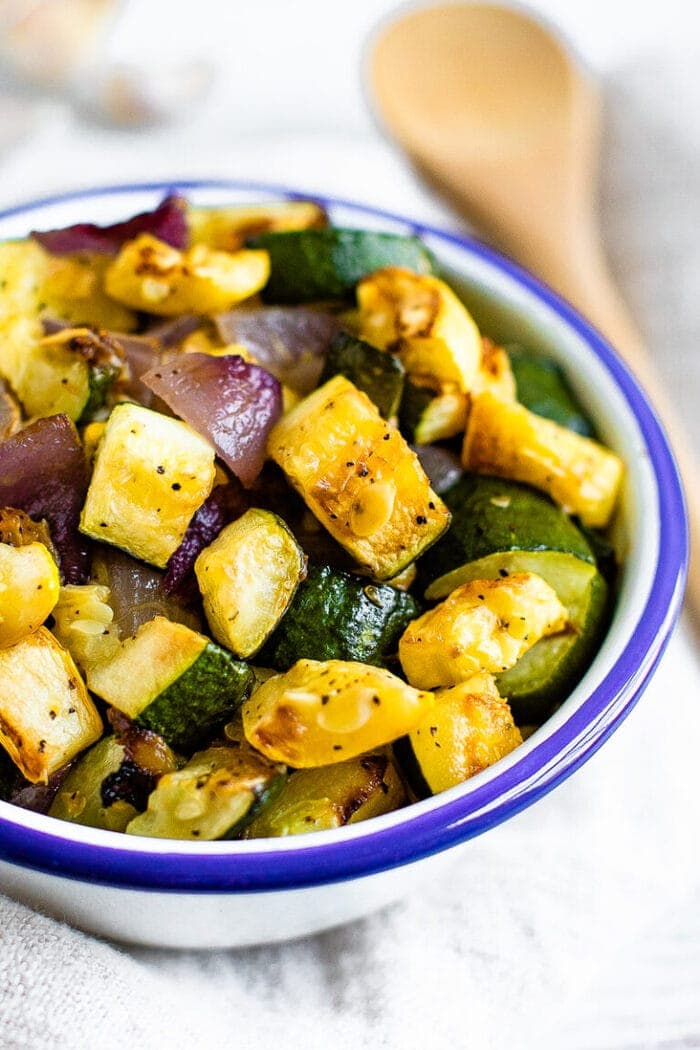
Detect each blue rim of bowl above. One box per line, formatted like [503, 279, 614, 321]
[0, 180, 688, 893]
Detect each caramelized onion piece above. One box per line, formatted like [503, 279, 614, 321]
[0, 414, 89, 582]
[32, 194, 188, 255]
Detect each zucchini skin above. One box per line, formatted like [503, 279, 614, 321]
[135, 642, 254, 752]
[260, 564, 420, 670]
[419, 473, 594, 592]
[319, 331, 405, 419]
[247, 228, 436, 303]
[507, 346, 595, 437]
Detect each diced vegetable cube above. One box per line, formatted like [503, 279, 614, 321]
[87, 616, 254, 751]
[0, 628, 102, 783]
[195, 508, 306, 658]
[268, 375, 450, 579]
[244, 749, 406, 837]
[0, 541, 60, 648]
[126, 746, 286, 840]
[105, 234, 269, 315]
[357, 267, 482, 393]
[80, 403, 216, 568]
[187, 200, 327, 251]
[462, 391, 623, 527]
[402, 672, 522, 794]
[243, 658, 434, 767]
[399, 572, 568, 689]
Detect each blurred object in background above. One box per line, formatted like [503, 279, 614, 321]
[0, 91, 40, 154]
[71, 59, 215, 128]
[0, 0, 117, 86]
[0, 0, 214, 128]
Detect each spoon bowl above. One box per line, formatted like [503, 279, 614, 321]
[369, 1, 697, 621]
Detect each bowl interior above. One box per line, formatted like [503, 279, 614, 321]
[0, 182, 687, 889]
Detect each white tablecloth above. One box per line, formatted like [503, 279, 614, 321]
[0, 6, 699, 1046]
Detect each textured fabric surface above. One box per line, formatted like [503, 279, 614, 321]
[0, 54, 699, 1050]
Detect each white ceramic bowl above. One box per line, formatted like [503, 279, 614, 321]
[0, 181, 687, 948]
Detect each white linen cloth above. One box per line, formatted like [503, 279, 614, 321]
[0, 54, 699, 1050]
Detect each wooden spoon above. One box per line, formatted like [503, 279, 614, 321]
[369, 2, 697, 620]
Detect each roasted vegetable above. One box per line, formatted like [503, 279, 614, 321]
[247, 229, 436, 303]
[30, 326, 124, 423]
[51, 583, 120, 672]
[80, 402, 217, 569]
[397, 672, 522, 795]
[126, 745, 286, 840]
[440, 550, 609, 722]
[195, 508, 306, 658]
[399, 573, 568, 690]
[318, 331, 405, 419]
[462, 392, 623, 528]
[188, 199, 327, 251]
[87, 616, 254, 752]
[0, 628, 102, 783]
[0, 240, 134, 414]
[260, 564, 420, 670]
[507, 345, 594, 436]
[105, 234, 270, 315]
[421, 474, 594, 598]
[268, 375, 450, 579]
[0, 414, 89, 583]
[243, 658, 434, 767]
[0, 541, 60, 648]
[244, 749, 406, 837]
[142, 352, 282, 488]
[48, 736, 140, 832]
[357, 267, 482, 393]
[398, 378, 467, 445]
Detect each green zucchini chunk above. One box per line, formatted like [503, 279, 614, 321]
[244, 750, 406, 837]
[398, 377, 466, 445]
[496, 567, 609, 722]
[195, 508, 307, 658]
[260, 564, 420, 670]
[507, 345, 595, 437]
[247, 228, 436, 303]
[87, 617, 254, 752]
[49, 735, 138, 832]
[421, 474, 594, 599]
[438, 549, 609, 721]
[126, 745, 286, 840]
[319, 331, 405, 418]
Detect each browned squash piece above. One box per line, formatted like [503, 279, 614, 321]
[267, 374, 450, 579]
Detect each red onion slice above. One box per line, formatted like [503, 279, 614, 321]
[215, 306, 342, 393]
[0, 414, 89, 582]
[142, 353, 282, 488]
[31, 194, 188, 255]
[413, 445, 464, 494]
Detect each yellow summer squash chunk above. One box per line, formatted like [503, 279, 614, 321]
[187, 200, 327, 251]
[463, 391, 624, 528]
[399, 572, 568, 690]
[105, 234, 269, 315]
[267, 374, 450, 579]
[51, 583, 120, 672]
[408, 672, 522, 793]
[472, 338, 517, 402]
[243, 658, 434, 767]
[80, 403, 216, 569]
[0, 628, 102, 782]
[0, 542, 60, 649]
[357, 266, 482, 393]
